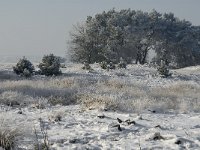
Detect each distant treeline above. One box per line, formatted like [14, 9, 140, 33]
[69, 9, 200, 68]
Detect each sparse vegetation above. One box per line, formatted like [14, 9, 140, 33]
[34, 118, 50, 150]
[2, 64, 200, 112]
[0, 113, 23, 150]
[0, 128, 19, 150]
[0, 78, 77, 107]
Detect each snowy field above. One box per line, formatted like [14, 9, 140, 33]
[0, 63, 200, 150]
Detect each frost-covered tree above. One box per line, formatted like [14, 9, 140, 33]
[69, 9, 200, 68]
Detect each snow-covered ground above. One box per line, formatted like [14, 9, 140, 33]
[0, 63, 200, 149]
[2, 105, 200, 150]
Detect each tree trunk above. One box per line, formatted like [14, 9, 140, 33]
[135, 50, 142, 64]
[141, 48, 148, 64]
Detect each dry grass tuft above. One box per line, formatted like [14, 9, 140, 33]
[0, 128, 19, 150]
[79, 94, 119, 111]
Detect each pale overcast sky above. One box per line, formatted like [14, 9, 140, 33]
[0, 0, 200, 56]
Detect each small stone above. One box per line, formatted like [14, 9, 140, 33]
[118, 125, 122, 131]
[104, 108, 108, 111]
[127, 120, 136, 125]
[69, 139, 78, 144]
[17, 110, 23, 114]
[148, 109, 156, 113]
[117, 118, 123, 123]
[175, 140, 182, 145]
[97, 114, 105, 119]
[54, 115, 62, 122]
[125, 119, 130, 122]
[112, 124, 122, 131]
[153, 132, 165, 140]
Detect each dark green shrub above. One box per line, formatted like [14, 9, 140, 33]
[118, 59, 127, 69]
[38, 54, 61, 76]
[157, 60, 172, 78]
[107, 62, 116, 70]
[100, 61, 108, 69]
[100, 61, 116, 70]
[13, 57, 34, 77]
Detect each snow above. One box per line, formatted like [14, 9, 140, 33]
[1, 105, 200, 149]
[0, 63, 200, 149]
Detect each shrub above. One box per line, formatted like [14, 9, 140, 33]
[157, 60, 172, 78]
[118, 58, 127, 69]
[13, 57, 34, 77]
[82, 62, 92, 70]
[38, 54, 61, 76]
[107, 62, 116, 70]
[100, 61, 108, 69]
[0, 127, 19, 150]
[100, 61, 116, 70]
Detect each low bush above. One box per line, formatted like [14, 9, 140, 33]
[0, 127, 19, 150]
[100, 61, 108, 69]
[157, 60, 172, 78]
[38, 54, 61, 76]
[107, 62, 116, 70]
[118, 58, 127, 69]
[82, 62, 92, 70]
[13, 57, 35, 77]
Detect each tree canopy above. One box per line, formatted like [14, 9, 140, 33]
[69, 9, 200, 68]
